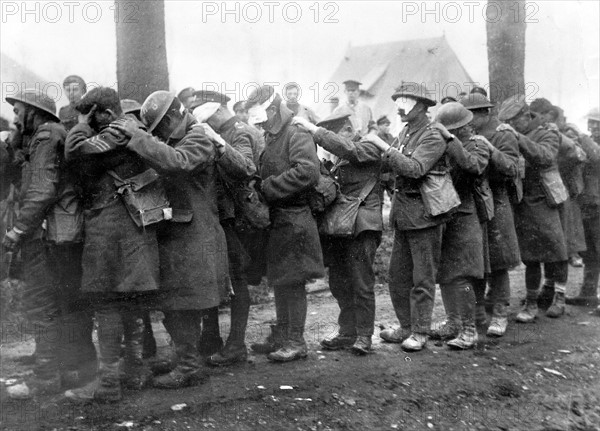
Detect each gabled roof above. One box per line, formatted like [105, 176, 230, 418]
[324, 36, 473, 128]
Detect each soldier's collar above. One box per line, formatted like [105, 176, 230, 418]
[217, 116, 238, 134]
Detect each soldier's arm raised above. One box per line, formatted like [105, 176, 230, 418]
[382, 130, 447, 179]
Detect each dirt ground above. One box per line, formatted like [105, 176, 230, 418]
[1, 260, 600, 431]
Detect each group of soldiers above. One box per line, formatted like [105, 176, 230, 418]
[1, 74, 599, 404]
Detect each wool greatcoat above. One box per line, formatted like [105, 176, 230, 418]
[479, 118, 522, 271]
[126, 113, 230, 310]
[514, 124, 567, 263]
[259, 104, 324, 287]
[438, 135, 490, 284]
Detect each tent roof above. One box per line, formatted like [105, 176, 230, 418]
[324, 36, 474, 129]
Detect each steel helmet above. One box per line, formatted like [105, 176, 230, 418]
[141, 91, 176, 132]
[5, 89, 59, 122]
[120, 99, 142, 116]
[460, 93, 494, 111]
[586, 107, 600, 122]
[434, 102, 474, 130]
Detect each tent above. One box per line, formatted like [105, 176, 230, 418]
[321, 35, 474, 132]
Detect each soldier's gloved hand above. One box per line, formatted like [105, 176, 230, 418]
[2, 228, 22, 252]
[546, 122, 559, 132]
[496, 123, 519, 139]
[292, 116, 317, 134]
[430, 123, 454, 141]
[110, 117, 141, 138]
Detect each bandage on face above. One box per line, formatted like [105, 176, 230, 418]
[395, 97, 417, 116]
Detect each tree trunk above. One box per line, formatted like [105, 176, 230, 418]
[486, 1, 527, 105]
[115, 0, 169, 103]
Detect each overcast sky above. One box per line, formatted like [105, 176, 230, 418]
[1, 0, 598, 129]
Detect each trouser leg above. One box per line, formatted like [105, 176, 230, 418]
[95, 307, 123, 391]
[349, 231, 381, 337]
[388, 229, 414, 330]
[328, 238, 356, 336]
[524, 261, 542, 301]
[163, 310, 202, 374]
[286, 283, 308, 346]
[407, 225, 443, 334]
[273, 284, 290, 338]
[582, 214, 600, 295]
[489, 269, 510, 317]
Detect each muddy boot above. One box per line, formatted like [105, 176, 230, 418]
[516, 290, 539, 323]
[487, 303, 509, 337]
[537, 280, 555, 309]
[447, 284, 478, 350]
[122, 312, 152, 390]
[546, 285, 566, 318]
[251, 324, 286, 354]
[268, 284, 308, 363]
[431, 286, 461, 340]
[379, 327, 411, 343]
[321, 331, 356, 350]
[155, 310, 208, 389]
[207, 290, 249, 367]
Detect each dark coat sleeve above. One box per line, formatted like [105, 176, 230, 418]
[382, 129, 447, 178]
[579, 134, 600, 165]
[14, 126, 62, 235]
[65, 123, 95, 161]
[489, 130, 520, 179]
[261, 128, 320, 202]
[518, 128, 559, 168]
[127, 128, 215, 173]
[217, 129, 256, 181]
[446, 137, 489, 175]
[313, 128, 381, 164]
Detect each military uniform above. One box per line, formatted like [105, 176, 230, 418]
[59, 104, 79, 132]
[333, 100, 373, 136]
[13, 121, 97, 392]
[383, 116, 450, 336]
[314, 127, 383, 344]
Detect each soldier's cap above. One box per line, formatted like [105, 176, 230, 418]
[376, 115, 391, 126]
[391, 83, 436, 107]
[470, 86, 488, 97]
[498, 95, 529, 121]
[62, 75, 87, 93]
[191, 90, 231, 110]
[460, 93, 494, 111]
[75, 87, 122, 115]
[6, 89, 59, 122]
[586, 107, 600, 122]
[440, 96, 457, 104]
[330, 96, 340, 102]
[342, 80, 362, 89]
[177, 87, 195, 101]
[530, 97, 554, 114]
[317, 108, 354, 133]
[245, 85, 276, 109]
[120, 99, 142, 116]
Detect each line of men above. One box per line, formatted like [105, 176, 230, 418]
[1, 75, 599, 404]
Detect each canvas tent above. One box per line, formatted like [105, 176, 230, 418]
[321, 35, 474, 132]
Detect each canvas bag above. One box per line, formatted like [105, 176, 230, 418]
[229, 176, 271, 231]
[419, 169, 461, 217]
[539, 166, 568, 208]
[318, 176, 378, 237]
[108, 168, 171, 228]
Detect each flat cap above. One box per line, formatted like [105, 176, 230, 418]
[245, 85, 276, 109]
[498, 95, 528, 121]
[376, 115, 391, 125]
[342, 80, 362, 88]
[530, 97, 554, 114]
[317, 106, 354, 133]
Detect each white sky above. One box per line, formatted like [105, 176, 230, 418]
[1, 0, 599, 130]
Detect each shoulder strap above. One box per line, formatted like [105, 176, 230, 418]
[357, 176, 379, 202]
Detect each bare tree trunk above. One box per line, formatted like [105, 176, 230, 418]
[486, 1, 527, 105]
[115, 0, 169, 103]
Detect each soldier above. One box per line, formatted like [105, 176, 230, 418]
[432, 102, 491, 349]
[63, 87, 160, 403]
[3, 89, 96, 399]
[192, 90, 260, 366]
[333, 80, 373, 136]
[567, 108, 600, 310]
[233, 100, 250, 124]
[111, 91, 230, 388]
[376, 116, 393, 144]
[293, 108, 384, 355]
[284, 83, 320, 124]
[59, 75, 86, 132]
[498, 95, 567, 322]
[245, 85, 324, 362]
[462, 93, 521, 337]
[364, 83, 451, 352]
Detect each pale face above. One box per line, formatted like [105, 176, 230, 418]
[285, 87, 299, 103]
[12, 101, 26, 131]
[345, 87, 359, 104]
[65, 83, 84, 104]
